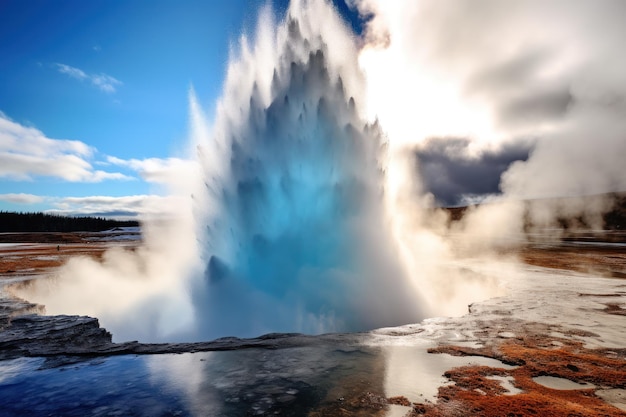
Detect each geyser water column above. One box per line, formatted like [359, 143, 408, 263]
[190, 0, 424, 339]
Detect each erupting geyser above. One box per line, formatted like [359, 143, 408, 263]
[17, 0, 427, 342]
[189, 1, 424, 338]
[12, 0, 626, 345]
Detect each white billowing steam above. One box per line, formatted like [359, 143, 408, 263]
[20, 175, 205, 342]
[17, 0, 626, 341]
[354, 0, 626, 227]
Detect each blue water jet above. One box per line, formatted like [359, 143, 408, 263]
[192, 9, 423, 339]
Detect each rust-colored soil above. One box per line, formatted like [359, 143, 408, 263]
[603, 303, 626, 316]
[519, 246, 626, 278]
[0, 245, 106, 274]
[0, 232, 91, 244]
[0, 241, 139, 278]
[408, 323, 626, 417]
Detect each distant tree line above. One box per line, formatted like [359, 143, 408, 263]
[0, 211, 139, 232]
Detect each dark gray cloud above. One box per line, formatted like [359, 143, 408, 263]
[416, 137, 533, 206]
[464, 50, 574, 128]
[498, 87, 573, 128]
[464, 49, 551, 95]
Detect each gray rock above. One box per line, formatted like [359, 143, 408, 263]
[0, 313, 365, 363]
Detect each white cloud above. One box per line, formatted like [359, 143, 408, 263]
[0, 112, 132, 182]
[90, 73, 122, 94]
[56, 63, 88, 80]
[0, 193, 44, 204]
[46, 194, 188, 221]
[106, 156, 200, 186]
[0, 112, 91, 157]
[52, 195, 160, 215]
[55, 63, 122, 93]
[0, 192, 178, 219]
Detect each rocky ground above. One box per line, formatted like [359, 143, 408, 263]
[0, 229, 625, 416]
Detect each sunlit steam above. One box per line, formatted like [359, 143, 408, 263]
[355, 0, 626, 235]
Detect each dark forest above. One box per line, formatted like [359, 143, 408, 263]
[0, 212, 139, 233]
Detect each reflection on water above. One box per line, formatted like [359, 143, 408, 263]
[0, 339, 519, 416]
[0, 357, 42, 384]
[0, 355, 188, 417]
[0, 346, 390, 416]
[383, 344, 516, 403]
[532, 375, 596, 390]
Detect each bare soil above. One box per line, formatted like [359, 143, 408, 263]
[519, 245, 626, 279]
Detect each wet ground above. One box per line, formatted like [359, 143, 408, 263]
[0, 230, 625, 416]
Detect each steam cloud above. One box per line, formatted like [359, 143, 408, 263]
[17, 0, 626, 341]
[354, 0, 626, 224]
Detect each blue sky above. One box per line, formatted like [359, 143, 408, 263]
[0, 0, 359, 217]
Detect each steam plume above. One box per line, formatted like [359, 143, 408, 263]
[354, 0, 626, 236]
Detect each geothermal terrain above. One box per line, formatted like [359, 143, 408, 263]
[2, 0, 625, 415]
[0, 202, 625, 417]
